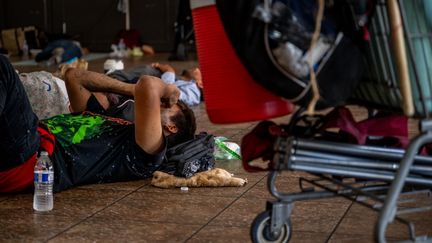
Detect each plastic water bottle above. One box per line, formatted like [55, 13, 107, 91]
[33, 151, 54, 211]
[118, 38, 127, 58]
[118, 38, 126, 51]
[22, 40, 29, 58]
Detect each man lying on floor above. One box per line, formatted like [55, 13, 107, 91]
[105, 62, 204, 107]
[53, 61, 203, 122]
[0, 55, 197, 193]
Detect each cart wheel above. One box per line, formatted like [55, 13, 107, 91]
[251, 211, 292, 243]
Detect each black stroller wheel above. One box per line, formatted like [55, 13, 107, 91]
[251, 211, 292, 243]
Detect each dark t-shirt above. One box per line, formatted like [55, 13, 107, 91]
[41, 111, 166, 192]
[86, 94, 135, 122]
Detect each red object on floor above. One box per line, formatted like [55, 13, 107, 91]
[0, 127, 55, 193]
[191, 3, 294, 124]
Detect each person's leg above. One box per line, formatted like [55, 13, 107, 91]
[129, 65, 163, 79]
[0, 55, 39, 168]
[141, 45, 155, 55]
[35, 42, 55, 62]
[108, 65, 163, 84]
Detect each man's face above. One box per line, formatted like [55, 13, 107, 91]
[161, 104, 180, 121]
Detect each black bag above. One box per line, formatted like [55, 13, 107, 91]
[160, 132, 215, 178]
[215, 0, 367, 108]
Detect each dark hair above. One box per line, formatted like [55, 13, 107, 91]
[166, 100, 196, 147]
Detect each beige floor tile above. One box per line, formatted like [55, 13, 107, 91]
[49, 219, 200, 243]
[75, 179, 149, 191]
[332, 203, 432, 241]
[188, 226, 251, 243]
[188, 226, 330, 243]
[289, 231, 331, 243]
[209, 197, 350, 234]
[329, 233, 379, 243]
[208, 197, 266, 228]
[0, 214, 80, 242]
[0, 195, 82, 242]
[92, 192, 235, 225]
[50, 188, 133, 218]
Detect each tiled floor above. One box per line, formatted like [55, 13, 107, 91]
[1, 53, 431, 242]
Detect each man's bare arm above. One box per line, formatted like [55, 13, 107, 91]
[64, 68, 135, 112]
[134, 75, 179, 154]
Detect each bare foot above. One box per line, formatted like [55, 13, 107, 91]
[77, 59, 88, 70]
[56, 59, 88, 80]
[142, 45, 155, 55]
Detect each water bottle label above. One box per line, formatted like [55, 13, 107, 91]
[34, 171, 54, 183]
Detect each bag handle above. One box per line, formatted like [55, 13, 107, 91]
[387, 0, 414, 116]
[305, 0, 325, 115]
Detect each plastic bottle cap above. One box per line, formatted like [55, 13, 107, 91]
[180, 186, 189, 191]
[39, 151, 48, 156]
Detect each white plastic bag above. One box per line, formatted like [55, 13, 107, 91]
[214, 137, 241, 160]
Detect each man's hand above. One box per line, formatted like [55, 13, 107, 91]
[161, 84, 180, 108]
[151, 62, 175, 73]
[135, 75, 180, 108]
[182, 67, 203, 88]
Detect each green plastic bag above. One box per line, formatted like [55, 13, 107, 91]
[213, 137, 242, 160]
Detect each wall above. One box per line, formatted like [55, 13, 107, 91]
[1, 0, 48, 29]
[0, 0, 5, 30]
[130, 0, 178, 50]
[0, 0, 179, 52]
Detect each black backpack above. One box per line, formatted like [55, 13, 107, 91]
[160, 133, 215, 178]
[215, 0, 367, 108]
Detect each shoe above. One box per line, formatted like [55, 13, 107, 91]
[131, 47, 143, 57]
[109, 44, 127, 58]
[104, 59, 124, 74]
[51, 47, 65, 64]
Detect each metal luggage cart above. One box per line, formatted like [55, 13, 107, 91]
[249, 0, 432, 242]
[189, 0, 432, 241]
[251, 124, 432, 242]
